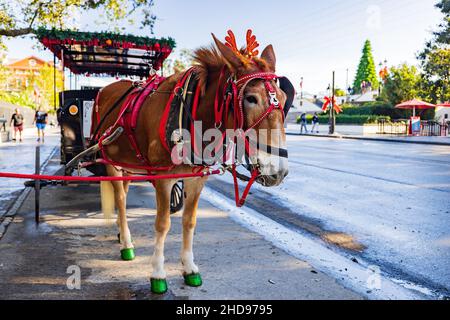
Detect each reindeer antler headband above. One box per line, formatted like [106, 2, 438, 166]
[225, 29, 260, 59]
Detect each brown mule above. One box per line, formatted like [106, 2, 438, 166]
[92, 32, 289, 293]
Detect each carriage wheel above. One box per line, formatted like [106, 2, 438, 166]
[170, 181, 184, 214]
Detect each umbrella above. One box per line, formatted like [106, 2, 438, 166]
[395, 99, 436, 117]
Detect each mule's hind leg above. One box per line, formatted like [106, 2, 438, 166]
[181, 177, 206, 287]
[150, 178, 176, 294]
[115, 177, 131, 242]
[106, 165, 135, 261]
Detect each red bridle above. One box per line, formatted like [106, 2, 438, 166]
[213, 68, 286, 206]
[214, 69, 285, 132]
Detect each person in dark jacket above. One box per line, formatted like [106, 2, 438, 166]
[311, 112, 319, 133]
[300, 113, 308, 134]
[10, 108, 24, 142]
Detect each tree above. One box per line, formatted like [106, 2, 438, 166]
[334, 88, 346, 97]
[381, 63, 421, 105]
[418, 0, 450, 103]
[0, 0, 157, 38]
[163, 48, 193, 75]
[420, 48, 450, 103]
[353, 40, 379, 93]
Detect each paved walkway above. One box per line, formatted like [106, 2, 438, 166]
[0, 151, 361, 300]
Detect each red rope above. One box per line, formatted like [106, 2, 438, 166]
[0, 170, 222, 182]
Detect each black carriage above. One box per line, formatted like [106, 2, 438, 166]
[30, 29, 184, 217]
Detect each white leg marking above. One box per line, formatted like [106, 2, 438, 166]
[151, 231, 167, 279]
[181, 229, 198, 274]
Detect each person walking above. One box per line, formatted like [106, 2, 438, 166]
[311, 112, 319, 133]
[9, 108, 24, 142]
[300, 113, 308, 134]
[33, 107, 48, 143]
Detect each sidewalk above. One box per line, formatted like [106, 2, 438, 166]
[0, 127, 59, 216]
[0, 152, 361, 300]
[286, 124, 450, 146]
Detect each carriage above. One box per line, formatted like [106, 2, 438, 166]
[29, 29, 184, 218]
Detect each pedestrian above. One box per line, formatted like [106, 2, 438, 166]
[300, 113, 308, 134]
[33, 107, 48, 143]
[9, 108, 24, 142]
[311, 112, 319, 133]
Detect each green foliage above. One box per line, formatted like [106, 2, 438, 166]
[380, 63, 421, 105]
[0, 0, 158, 43]
[417, 1, 450, 104]
[419, 47, 450, 104]
[353, 40, 379, 93]
[0, 61, 63, 111]
[163, 48, 193, 75]
[434, 0, 450, 45]
[334, 88, 346, 97]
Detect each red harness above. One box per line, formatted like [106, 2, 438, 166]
[91, 67, 284, 206]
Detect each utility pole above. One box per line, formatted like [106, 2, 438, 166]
[300, 77, 303, 106]
[329, 71, 336, 135]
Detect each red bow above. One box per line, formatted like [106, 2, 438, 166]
[322, 96, 342, 113]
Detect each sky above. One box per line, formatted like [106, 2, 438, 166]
[3, 0, 443, 94]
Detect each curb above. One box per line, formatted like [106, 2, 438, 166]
[287, 132, 450, 146]
[0, 146, 58, 240]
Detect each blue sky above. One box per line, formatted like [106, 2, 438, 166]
[3, 0, 443, 93]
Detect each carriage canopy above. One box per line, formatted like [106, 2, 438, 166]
[36, 28, 176, 77]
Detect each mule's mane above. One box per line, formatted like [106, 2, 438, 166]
[192, 45, 271, 94]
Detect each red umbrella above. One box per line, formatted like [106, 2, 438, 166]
[395, 99, 436, 117]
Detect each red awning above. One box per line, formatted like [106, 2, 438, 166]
[436, 102, 450, 107]
[395, 99, 436, 109]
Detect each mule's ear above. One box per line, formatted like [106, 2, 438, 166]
[212, 33, 243, 71]
[261, 45, 276, 72]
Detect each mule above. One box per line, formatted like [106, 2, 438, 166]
[91, 32, 289, 293]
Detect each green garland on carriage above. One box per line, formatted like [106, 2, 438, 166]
[35, 27, 176, 51]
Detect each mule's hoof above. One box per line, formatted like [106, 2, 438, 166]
[120, 248, 135, 261]
[151, 278, 168, 294]
[184, 273, 202, 287]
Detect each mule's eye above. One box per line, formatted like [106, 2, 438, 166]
[245, 95, 258, 105]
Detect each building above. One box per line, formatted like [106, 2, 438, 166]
[2, 56, 61, 93]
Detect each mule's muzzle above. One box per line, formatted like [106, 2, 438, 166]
[257, 169, 289, 187]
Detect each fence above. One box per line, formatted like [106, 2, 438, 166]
[376, 119, 449, 136]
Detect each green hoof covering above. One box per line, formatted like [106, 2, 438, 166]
[184, 273, 202, 287]
[151, 278, 168, 294]
[120, 248, 135, 261]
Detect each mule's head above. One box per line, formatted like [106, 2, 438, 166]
[212, 34, 289, 187]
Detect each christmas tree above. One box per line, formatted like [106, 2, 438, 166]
[353, 40, 379, 93]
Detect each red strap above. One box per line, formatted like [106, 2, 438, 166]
[231, 164, 259, 207]
[0, 170, 222, 182]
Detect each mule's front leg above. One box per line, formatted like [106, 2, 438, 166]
[151, 179, 176, 294]
[181, 177, 206, 287]
[106, 165, 135, 261]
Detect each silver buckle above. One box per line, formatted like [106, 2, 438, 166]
[269, 92, 279, 107]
